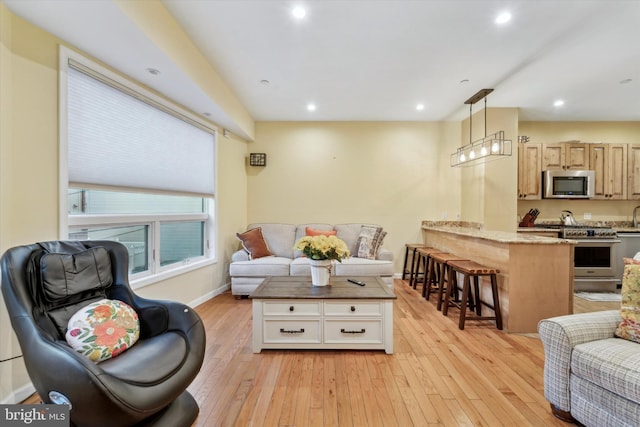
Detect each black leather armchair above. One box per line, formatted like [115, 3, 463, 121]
[1, 240, 206, 427]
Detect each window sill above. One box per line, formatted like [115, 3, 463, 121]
[131, 257, 217, 290]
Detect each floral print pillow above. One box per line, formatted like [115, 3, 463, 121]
[615, 264, 640, 343]
[65, 299, 140, 362]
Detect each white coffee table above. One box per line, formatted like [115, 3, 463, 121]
[249, 276, 396, 354]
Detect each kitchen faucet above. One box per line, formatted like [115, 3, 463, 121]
[634, 206, 640, 228]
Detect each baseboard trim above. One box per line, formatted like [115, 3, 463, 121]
[189, 283, 230, 308]
[1, 382, 36, 405]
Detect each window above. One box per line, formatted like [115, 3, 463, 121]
[60, 48, 216, 284]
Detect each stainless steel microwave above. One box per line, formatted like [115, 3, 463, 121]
[543, 170, 595, 199]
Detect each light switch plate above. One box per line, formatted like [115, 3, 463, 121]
[583, 212, 592, 219]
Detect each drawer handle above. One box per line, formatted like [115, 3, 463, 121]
[341, 328, 366, 334]
[350, 306, 356, 312]
[280, 328, 305, 334]
[289, 306, 294, 312]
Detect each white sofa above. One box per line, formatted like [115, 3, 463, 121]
[229, 223, 394, 297]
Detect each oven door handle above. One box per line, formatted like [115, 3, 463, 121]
[572, 239, 621, 244]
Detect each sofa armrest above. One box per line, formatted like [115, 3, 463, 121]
[376, 248, 393, 261]
[231, 249, 249, 262]
[537, 310, 621, 412]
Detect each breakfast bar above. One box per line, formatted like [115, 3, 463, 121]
[422, 221, 576, 333]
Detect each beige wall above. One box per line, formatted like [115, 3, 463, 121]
[0, 5, 248, 403]
[518, 121, 640, 223]
[248, 121, 461, 271]
[460, 108, 519, 232]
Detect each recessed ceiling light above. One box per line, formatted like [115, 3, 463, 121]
[307, 103, 316, 111]
[620, 78, 633, 84]
[554, 100, 565, 107]
[495, 12, 512, 24]
[460, 79, 469, 84]
[260, 79, 271, 86]
[202, 112, 211, 117]
[416, 104, 425, 111]
[292, 6, 306, 19]
[146, 68, 160, 76]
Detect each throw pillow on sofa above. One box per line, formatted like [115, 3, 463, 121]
[356, 225, 386, 259]
[615, 263, 640, 344]
[306, 227, 337, 237]
[66, 299, 140, 362]
[236, 227, 272, 259]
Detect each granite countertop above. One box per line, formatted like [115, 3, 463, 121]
[517, 227, 561, 233]
[523, 220, 640, 233]
[422, 221, 575, 245]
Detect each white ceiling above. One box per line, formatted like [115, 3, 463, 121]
[4, 0, 640, 138]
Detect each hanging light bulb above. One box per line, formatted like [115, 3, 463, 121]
[469, 149, 475, 159]
[480, 144, 488, 156]
[460, 151, 466, 162]
[491, 141, 500, 153]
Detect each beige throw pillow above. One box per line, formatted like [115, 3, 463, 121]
[615, 264, 640, 343]
[356, 226, 386, 259]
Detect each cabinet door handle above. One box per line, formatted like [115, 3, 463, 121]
[341, 328, 365, 334]
[350, 306, 356, 312]
[280, 328, 305, 334]
[289, 306, 294, 312]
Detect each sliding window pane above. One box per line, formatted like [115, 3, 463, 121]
[68, 225, 149, 274]
[160, 221, 205, 267]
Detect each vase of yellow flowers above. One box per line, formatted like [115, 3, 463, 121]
[293, 235, 350, 286]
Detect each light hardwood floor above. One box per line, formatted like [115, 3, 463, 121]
[186, 279, 616, 426]
[23, 279, 618, 426]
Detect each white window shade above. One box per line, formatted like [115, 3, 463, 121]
[68, 67, 215, 196]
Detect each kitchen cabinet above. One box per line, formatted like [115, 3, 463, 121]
[542, 142, 590, 170]
[590, 143, 627, 200]
[518, 143, 542, 199]
[628, 145, 640, 199]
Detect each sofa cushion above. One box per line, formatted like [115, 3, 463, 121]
[572, 337, 640, 406]
[236, 227, 272, 259]
[248, 223, 297, 258]
[356, 225, 386, 259]
[333, 257, 393, 277]
[290, 257, 311, 276]
[229, 256, 292, 277]
[616, 264, 640, 344]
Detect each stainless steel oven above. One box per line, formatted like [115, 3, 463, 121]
[572, 237, 620, 292]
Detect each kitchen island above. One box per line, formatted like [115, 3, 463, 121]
[422, 221, 575, 333]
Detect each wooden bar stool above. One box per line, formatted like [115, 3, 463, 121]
[417, 247, 446, 297]
[402, 243, 427, 284]
[443, 260, 503, 330]
[408, 244, 431, 289]
[429, 252, 468, 311]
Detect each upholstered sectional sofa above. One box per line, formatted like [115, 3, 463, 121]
[538, 310, 640, 426]
[229, 223, 394, 297]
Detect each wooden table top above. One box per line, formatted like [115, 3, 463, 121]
[249, 276, 397, 300]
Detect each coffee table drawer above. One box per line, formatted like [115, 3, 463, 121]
[324, 319, 383, 344]
[263, 301, 321, 316]
[263, 319, 321, 343]
[324, 301, 383, 316]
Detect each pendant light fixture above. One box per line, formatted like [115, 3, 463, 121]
[450, 89, 512, 167]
